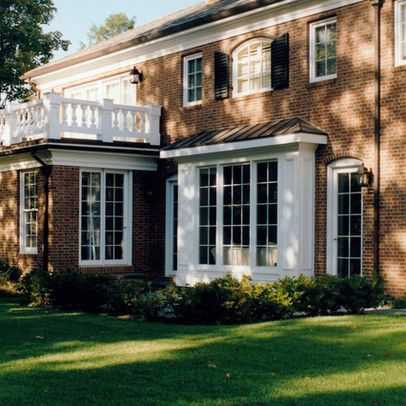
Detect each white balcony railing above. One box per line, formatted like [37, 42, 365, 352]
[0, 93, 162, 147]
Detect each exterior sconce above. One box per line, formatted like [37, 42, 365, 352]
[357, 165, 373, 188]
[129, 66, 143, 84]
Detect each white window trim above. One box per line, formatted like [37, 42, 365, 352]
[309, 17, 337, 83]
[64, 72, 137, 104]
[183, 53, 203, 107]
[395, 0, 406, 66]
[19, 170, 39, 255]
[193, 159, 279, 273]
[165, 176, 178, 276]
[326, 158, 363, 276]
[232, 37, 273, 97]
[79, 168, 132, 267]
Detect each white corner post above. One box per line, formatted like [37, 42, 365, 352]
[100, 98, 114, 143]
[43, 92, 61, 140]
[146, 104, 162, 146]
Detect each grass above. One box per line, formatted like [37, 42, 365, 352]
[0, 299, 405, 406]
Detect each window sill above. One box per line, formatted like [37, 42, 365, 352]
[307, 77, 337, 88]
[230, 89, 274, 103]
[20, 250, 38, 256]
[393, 63, 406, 72]
[183, 102, 203, 110]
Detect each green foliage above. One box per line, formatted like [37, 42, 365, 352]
[81, 13, 135, 48]
[0, 0, 69, 105]
[22, 269, 385, 324]
[0, 259, 22, 297]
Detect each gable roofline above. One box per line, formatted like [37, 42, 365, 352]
[22, 0, 299, 80]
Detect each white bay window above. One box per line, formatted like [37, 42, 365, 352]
[80, 169, 131, 266]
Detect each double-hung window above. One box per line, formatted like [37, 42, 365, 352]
[396, 1, 406, 66]
[310, 18, 337, 82]
[80, 170, 131, 266]
[198, 161, 278, 268]
[20, 171, 39, 254]
[183, 53, 203, 106]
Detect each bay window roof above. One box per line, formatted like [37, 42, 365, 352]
[162, 117, 327, 153]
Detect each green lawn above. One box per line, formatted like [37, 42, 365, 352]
[0, 299, 405, 406]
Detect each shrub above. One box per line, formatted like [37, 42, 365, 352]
[0, 259, 22, 283]
[338, 276, 385, 314]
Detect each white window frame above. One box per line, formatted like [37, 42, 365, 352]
[183, 53, 203, 107]
[79, 169, 132, 267]
[193, 158, 279, 273]
[395, 0, 406, 66]
[232, 38, 273, 97]
[20, 170, 39, 255]
[309, 17, 337, 83]
[165, 176, 178, 276]
[326, 158, 363, 276]
[65, 73, 137, 105]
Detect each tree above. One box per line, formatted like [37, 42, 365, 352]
[81, 13, 135, 48]
[0, 0, 69, 107]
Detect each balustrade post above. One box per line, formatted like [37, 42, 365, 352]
[2, 105, 15, 146]
[145, 104, 162, 146]
[100, 99, 114, 143]
[43, 92, 61, 140]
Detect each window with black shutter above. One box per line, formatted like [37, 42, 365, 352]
[271, 34, 289, 90]
[214, 52, 230, 100]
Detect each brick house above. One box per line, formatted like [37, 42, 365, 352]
[0, 0, 404, 296]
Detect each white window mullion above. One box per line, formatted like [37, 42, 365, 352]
[216, 164, 224, 267]
[249, 162, 257, 271]
[101, 172, 106, 264]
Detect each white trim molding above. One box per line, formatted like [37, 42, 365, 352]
[309, 17, 338, 83]
[326, 158, 363, 277]
[183, 53, 203, 107]
[165, 176, 178, 276]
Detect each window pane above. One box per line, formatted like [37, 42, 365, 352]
[185, 56, 202, 104]
[199, 168, 216, 265]
[223, 164, 250, 266]
[313, 20, 337, 79]
[21, 171, 38, 251]
[256, 161, 278, 267]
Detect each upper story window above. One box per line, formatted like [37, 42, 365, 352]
[183, 53, 203, 106]
[309, 18, 337, 82]
[65, 74, 136, 105]
[20, 171, 38, 254]
[395, 0, 406, 66]
[233, 39, 272, 96]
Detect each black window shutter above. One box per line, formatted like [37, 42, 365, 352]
[271, 34, 289, 90]
[214, 52, 230, 100]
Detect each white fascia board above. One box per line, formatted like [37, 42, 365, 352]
[34, 0, 363, 91]
[0, 154, 42, 173]
[160, 133, 328, 160]
[49, 149, 158, 171]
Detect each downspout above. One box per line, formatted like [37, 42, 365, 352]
[31, 153, 51, 272]
[371, 0, 383, 276]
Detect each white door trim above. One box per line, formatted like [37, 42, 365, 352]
[326, 158, 363, 276]
[165, 176, 178, 276]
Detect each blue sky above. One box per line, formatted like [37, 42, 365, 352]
[49, 0, 201, 59]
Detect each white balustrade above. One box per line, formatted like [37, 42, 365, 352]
[0, 92, 162, 146]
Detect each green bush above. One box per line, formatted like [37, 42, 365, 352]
[20, 268, 385, 323]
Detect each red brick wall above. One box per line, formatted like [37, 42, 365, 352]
[131, 1, 403, 296]
[47, 166, 165, 277]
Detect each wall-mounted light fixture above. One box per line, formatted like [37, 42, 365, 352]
[357, 164, 373, 188]
[129, 66, 143, 84]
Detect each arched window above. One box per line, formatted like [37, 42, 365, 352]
[233, 38, 272, 96]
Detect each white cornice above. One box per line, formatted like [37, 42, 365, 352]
[160, 133, 328, 160]
[35, 0, 363, 91]
[0, 149, 158, 172]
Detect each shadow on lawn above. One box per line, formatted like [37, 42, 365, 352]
[0, 300, 405, 405]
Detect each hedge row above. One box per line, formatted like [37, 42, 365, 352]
[21, 269, 385, 324]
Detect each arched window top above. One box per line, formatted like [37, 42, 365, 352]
[233, 38, 272, 96]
